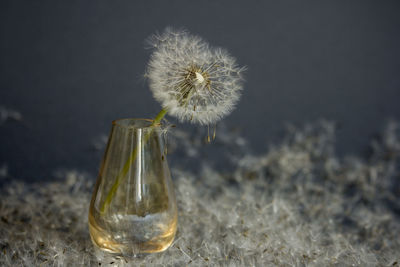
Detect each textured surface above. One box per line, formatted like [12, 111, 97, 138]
[1, 121, 400, 266]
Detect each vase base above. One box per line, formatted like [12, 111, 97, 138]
[88, 212, 176, 255]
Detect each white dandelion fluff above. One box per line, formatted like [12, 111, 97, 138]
[146, 27, 246, 125]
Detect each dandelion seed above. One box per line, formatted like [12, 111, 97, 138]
[146, 27, 246, 125]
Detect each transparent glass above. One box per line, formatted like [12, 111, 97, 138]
[88, 118, 177, 255]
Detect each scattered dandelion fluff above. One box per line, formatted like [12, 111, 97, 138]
[146, 28, 246, 125]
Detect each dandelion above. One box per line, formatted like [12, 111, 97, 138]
[146, 27, 246, 125]
[100, 27, 245, 213]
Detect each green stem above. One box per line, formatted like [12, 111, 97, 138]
[153, 108, 168, 125]
[99, 108, 168, 214]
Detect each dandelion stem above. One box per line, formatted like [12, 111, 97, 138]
[153, 108, 168, 125]
[100, 108, 168, 214]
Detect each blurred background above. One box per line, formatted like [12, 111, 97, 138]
[1, 1, 399, 181]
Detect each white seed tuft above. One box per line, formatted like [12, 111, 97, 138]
[195, 72, 205, 84]
[146, 27, 246, 125]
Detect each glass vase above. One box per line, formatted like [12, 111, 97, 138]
[88, 118, 177, 255]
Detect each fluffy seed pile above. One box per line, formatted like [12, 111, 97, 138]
[0, 121, 400, 266]
[146, 28, 246, 125]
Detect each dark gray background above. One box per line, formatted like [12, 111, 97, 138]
[1, 1, 399, 181]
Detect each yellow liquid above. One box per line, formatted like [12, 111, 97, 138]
[88, 210, 177, 255]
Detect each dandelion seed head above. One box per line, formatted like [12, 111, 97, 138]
[146, 27, 246, 125]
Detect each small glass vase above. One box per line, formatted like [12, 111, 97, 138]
[88, 118, 177, 256]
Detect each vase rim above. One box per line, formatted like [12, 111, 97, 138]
[112, 118, 160, 129]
